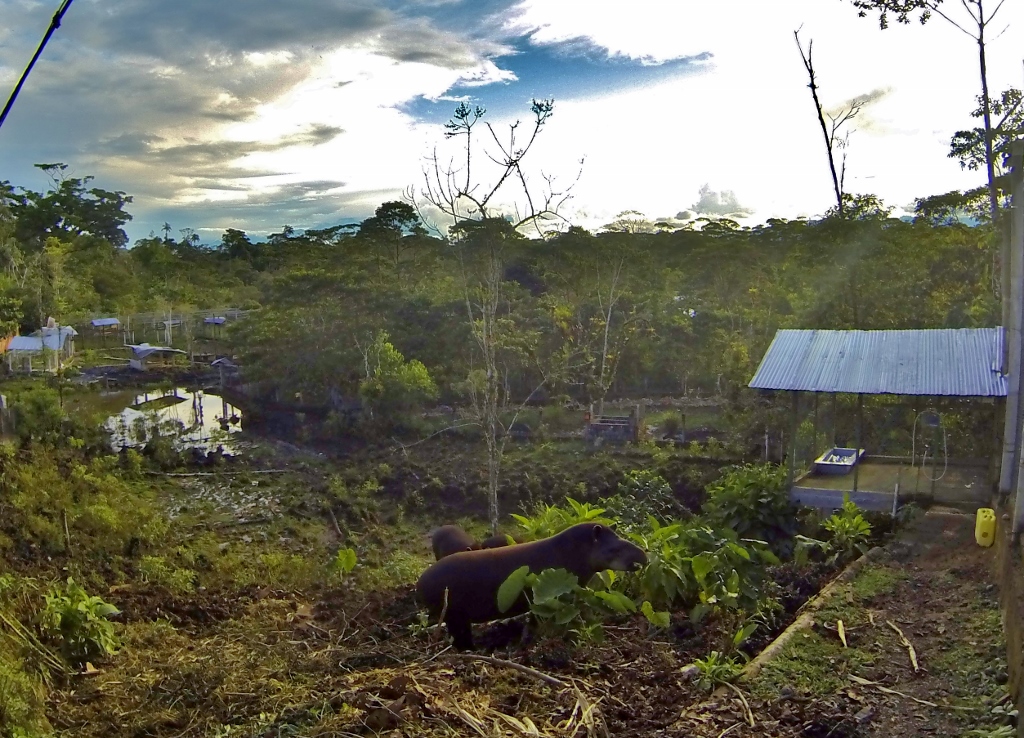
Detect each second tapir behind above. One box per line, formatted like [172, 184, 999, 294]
[417, 523, 648, 650]
[430, 525, 480, 561]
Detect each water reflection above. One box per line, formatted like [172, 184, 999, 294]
[104, 387, 243, 454]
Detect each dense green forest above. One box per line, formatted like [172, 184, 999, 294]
[0, 164, 1001, 405]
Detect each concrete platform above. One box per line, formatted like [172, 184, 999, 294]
[792, 460, 991, 513]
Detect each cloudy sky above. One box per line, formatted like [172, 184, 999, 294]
[1, 0, 1021, 244]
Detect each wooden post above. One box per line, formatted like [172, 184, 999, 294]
[991, 398, 1004, 496]
[787, 391, 799, 488]
[1002, 139, 1024, 501]
[1009, 140, 1024, 539]
[853, 394, 863, 493]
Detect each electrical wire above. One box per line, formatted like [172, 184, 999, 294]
[0, 0, 77, 132]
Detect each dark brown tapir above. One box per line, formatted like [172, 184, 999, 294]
[430, 525, 480, 561]
[417, 523, 648, 650]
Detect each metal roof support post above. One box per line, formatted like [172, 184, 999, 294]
[1008, 139, 1024, 540]
[1002, 140, 1024, 497]
[787, 391, 799, 489]
[831, 393, 838, 448]
[854, 394, 863, 494]
[812, 393, 819, 461]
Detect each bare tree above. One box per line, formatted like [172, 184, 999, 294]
[847, 0, 1010, 302]
[412, 99, 581, 534]
[794, 29, 865, 218]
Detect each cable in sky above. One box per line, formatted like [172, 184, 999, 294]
[0, 0, 77, 132]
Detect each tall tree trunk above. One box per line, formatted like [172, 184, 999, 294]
[596, 258, 623, 415]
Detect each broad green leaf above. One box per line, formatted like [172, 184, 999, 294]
[531, 568, 579, 603]
[733, 622, 758, 648]
[691, 553, 714, 584]
[553, 603, 581, 625]
[641, 601, 671, 628]
[497, 566, 531, 613]
[592, 590, 637, 614]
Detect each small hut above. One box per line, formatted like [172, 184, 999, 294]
[6, 324, 77, 374]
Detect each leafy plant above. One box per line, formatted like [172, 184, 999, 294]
[139, 555, 197, 594]
[511, 497, 615, 541]
[794, 495, 872, 566]
[497, 566, 641, 644]
[39, 578, 120, 667]
[630, 519, 777, 619]
[330, 547, 358, 579]
[602, 469, 677, 531]
[824, 495, 872, 555]
[691, 651, 743, 691]
[641, 600, 670, 629]
[703, 464, 796, 556]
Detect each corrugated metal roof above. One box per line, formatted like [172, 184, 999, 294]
[7, 336, 43, 352]
[127, 343, 187, 359]
[204, 316, 226, 325]
[91, 317, 120, 327]
[7, 326, 76, 353]
[749, 328, 1007, 397]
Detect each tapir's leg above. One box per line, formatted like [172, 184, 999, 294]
[446, 617, 475, 651]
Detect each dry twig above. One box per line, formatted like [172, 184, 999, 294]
[886, 620, 920, 672]
[453, 653, 567, 687]
[849, 675, 935, 706]
[722, 682, 755, 727]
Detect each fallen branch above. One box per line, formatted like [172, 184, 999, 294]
[849, 675, 935, 706]
[717, 723, 743, 738]
[453, 653, 567, 688]
[0, 610, 67, 674]
[722, 682, 755, 727]
[886, 620, 920, 672]
[62, 508, 72, 556]
[325, 505, 343, 539]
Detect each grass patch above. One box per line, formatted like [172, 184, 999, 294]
[850, 566, 907, 601]
[750, 630, 873, 699]
[931, 606, 1005, 699]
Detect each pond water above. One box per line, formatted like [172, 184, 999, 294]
[103, 387, 244, 454]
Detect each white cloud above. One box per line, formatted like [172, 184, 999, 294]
[3, 0, 1022, 239]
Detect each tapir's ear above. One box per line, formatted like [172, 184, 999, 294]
[592, 524, 605, 541]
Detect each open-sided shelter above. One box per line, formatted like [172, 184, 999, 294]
[127, 343, 187, 371]
[749, 327, 1005, 510]
[5, 325, 78, 374]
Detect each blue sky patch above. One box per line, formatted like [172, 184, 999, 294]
[400, 35, 712, 124]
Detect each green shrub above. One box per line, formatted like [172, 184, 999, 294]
[690, 650, 743, 691]
[40, 578, 120, 667]
[823, 495, 872, 555]
[139, 556, 197, 594]
[497, 566, 664, 645]
[511, 497, 614, 541]
[703, 464, 796, 556]
[795, 494, 873, 566]
[630, 519, 778, 620]
[602, 469, 677, 531]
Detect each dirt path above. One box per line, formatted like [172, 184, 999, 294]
[676, 509, 1011, 738]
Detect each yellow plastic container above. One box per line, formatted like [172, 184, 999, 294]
[975, 508, 996, 548]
